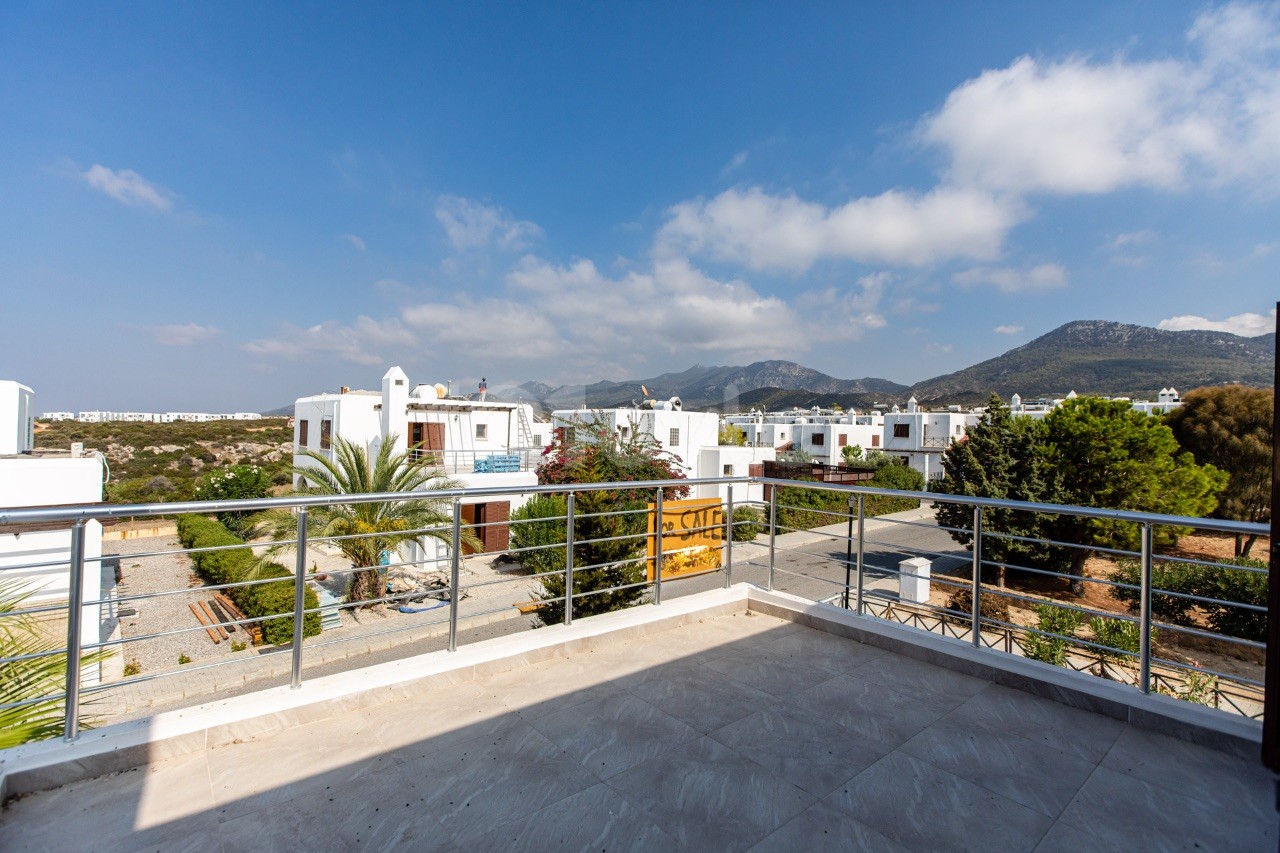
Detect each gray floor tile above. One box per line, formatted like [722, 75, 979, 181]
[710, 704, 891, 797]
[608, 735, 815, 851]
[853, 653, 988, 708]
[480, 657, 624, 720]
[1101, 726, 1276, 824]
[749, 625, 888, 673]
[697, 645, 840, 698]
[1058, 764, 1276, 853]
[399, 718, 599, 846]
[529, 690, 701, 780]
[0, 752, 215, 852]
[786, 672, 956, 749]
[948, 683, 1124, 764]
[618, 659, 779, 733]
[900, 710, 1097, 817]
[747, 800, 911, 853]
[468, 783, 679, 852]
[1033, 819, 1129, 853]
[826, 751, 1054, 853]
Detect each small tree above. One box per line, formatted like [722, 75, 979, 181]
[718, 423, 747, 446]
[1023, 603, 1083, 667]
[934, 396, 1065, 587]
[841, 445, 863, 465]
[1043, 398, 1226, 595]
[534, 417, 689, 625]
[1166, 386, 1272, 557]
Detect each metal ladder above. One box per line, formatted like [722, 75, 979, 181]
[514, 404, 538, 469]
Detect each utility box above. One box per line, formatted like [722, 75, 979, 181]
[899, 556, 931, 604]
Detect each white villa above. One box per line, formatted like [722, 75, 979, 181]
[292, 367, 551, 555]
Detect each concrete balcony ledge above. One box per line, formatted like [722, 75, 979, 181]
[0, 584, 1264, 801]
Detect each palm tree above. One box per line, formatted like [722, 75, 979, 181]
[0, 579, 110, 747]
[263, 435, 473, 605]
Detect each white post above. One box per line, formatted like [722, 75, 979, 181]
[899, 556, 931, 604]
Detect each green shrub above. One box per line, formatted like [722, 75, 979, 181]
[1110, 556, 1267, 642]
[1088, 616, 1145, 662]
[1023, 603, 1083, 666]
[731, 505, 764, 542]
[177, 653, 191, 665]
[509, 494, 567, 575]
[176, 514, 319, 645]
[1110, 559, 1200, 626]
[194, 465, 271, 538]
[1200, 557, 1267, 642]
[775, 482, 848, 531]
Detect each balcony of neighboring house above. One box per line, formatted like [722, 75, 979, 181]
[0, 478, 1274, 850]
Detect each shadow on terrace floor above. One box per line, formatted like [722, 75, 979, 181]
[2, 611, 1276, 852]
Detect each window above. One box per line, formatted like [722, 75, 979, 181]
[723, 464, 735, 476]
[871, 434, 880, 447]
[811, 433, 825, 446]
[669, 428, 680, 445]
[955, 425, 963, 435]
[893, 423, 910, 438]
[838, 434, 848, 446]
[476, 423, 488, 440]
[320, 418, 332, 450]
[298, 420, 309, 447]
[533, 434, 543, 447]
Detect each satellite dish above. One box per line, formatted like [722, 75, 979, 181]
[433, 383, 448, 399]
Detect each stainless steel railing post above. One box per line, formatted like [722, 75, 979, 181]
[1139, 522, 1154, 693]
[448, 500, 462, 651]
[971, 506, 983, 648]
[62, 520, 86, 741]
[564, 493, 576, 626]
[290, 508, 309, 689]
[854, 495, 866, 615]
[723, 486, 734, 589]
[653, 488, 664, 606]
[767, 488, 777, 591]
[843, 495, 855, 609]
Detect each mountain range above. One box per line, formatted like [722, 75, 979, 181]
[514, 320, 1274, 411]
[267, 320, 1274, 415]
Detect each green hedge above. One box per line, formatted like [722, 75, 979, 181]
[177, 514, 320, 645]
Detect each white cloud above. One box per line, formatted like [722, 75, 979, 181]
[1253, 241, 1278, 258]
[921, 4, 1280, 196]
[435, 195, 542, 251]
[994, 324, 1024, 335]
[151, 322, 222, 346]
[1157, 309, 1275, 336]
[657, 186, 1022, 273]
[244, 317, 416, 366]
[1109, 230, 1157, 249]
[953, 263, 1067, 293]
[722, 150, 749, 175]
[81, 164, 173, 211]
[341, 233, 367, 251]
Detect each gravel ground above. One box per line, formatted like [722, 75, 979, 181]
[104, 535, 543, 683]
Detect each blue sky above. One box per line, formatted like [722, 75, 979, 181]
[2, 2, 1278, 412]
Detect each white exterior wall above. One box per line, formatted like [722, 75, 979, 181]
[0, 380, 35, 455]
[292, 392, 382, 480]
[882, 411, 978, 482]
[553, 407, 720, 478]
[694, 445, 775, 504]
[0, 456, 105, 651]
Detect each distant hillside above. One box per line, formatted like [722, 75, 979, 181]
[520, 361, 908, 410]
[910, 321, 1274, 404]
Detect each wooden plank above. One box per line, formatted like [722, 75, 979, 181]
[199, 600, 229, 640]
[207, 598, 237, 631]
[214, 592, 262, 644]
[188, 602, 221, 644]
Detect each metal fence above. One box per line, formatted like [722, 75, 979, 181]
[0, 475, 1268, 745]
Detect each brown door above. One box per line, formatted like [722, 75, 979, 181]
[425, 422, 445, 451]
[460, 502, 511, 555]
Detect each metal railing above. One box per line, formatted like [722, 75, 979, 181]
[0, 475, 1269, 745]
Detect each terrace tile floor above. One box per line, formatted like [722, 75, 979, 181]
[2, 611, 1276, 852]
